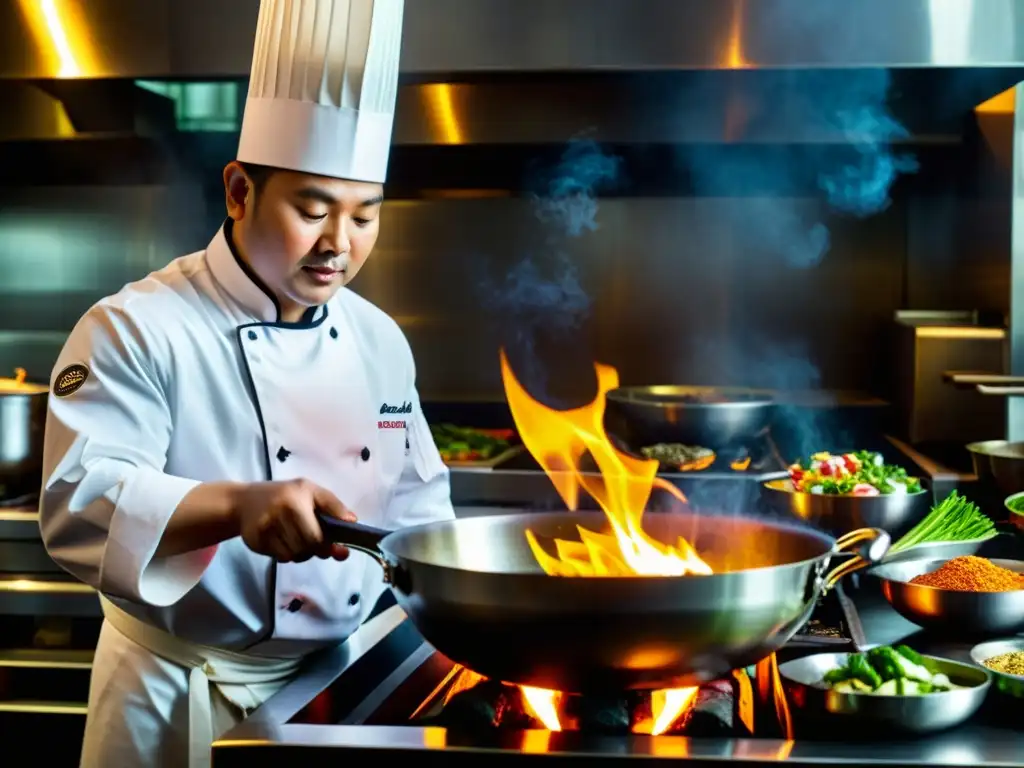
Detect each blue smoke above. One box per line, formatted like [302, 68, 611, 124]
[818, 104, 919, 216]
[529, 138, 623, 237]
[481, 139, 622, 402]
[678, 70, 917, 269]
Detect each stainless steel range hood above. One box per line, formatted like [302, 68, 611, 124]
[1, 0, 1023, 79]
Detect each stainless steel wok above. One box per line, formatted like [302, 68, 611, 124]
[319, 511, 888, 693]
[603, 386, 775, 451]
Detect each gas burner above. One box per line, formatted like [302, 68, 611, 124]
[413, 669, 745, 737]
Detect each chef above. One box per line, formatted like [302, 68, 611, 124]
[37, 1, 452, 766]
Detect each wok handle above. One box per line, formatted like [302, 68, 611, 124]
[822, 527, 891, 591]
[317, 514, 390, 563]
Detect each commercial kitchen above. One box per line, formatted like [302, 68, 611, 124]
[3, 0, 1024, 765]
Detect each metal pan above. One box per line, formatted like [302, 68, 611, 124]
[603, 386, 775, 451]
[319, 510, 888, 693]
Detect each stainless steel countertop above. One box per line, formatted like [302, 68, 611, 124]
[214, 583, 1024, 767]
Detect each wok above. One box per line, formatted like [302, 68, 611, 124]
[603, 386, 774, 451]
[319, 510, 888, 693]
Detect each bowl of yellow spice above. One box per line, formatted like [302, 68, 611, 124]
[971, 638, 1024, 699]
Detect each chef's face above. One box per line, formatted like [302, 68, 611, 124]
[224, 162, 384, 321]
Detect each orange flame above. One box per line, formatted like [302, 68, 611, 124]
[730, 455, 752, 471]
[499, 350, 711, 577]
[755, 655, 794, 740]
[520, 687, 563, 730]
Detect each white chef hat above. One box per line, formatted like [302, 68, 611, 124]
[236, 0, 404, 184]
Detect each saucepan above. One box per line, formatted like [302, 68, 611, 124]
[603, 386, 775, 452]
[318, 510, 889, 693]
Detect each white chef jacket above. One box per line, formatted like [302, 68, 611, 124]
[39, 220, 455, 657]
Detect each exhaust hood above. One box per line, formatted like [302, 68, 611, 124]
[1, 0, 1022, 156]
[1, 0, 1023, 79]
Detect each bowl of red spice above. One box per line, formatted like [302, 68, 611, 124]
[869, 555, 1024, 636]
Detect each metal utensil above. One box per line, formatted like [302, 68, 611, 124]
[762, 479, 932, 540]
[969, 638, 1024, 699]
[967, 440, 1024, 496]
[779, 651, 991, 735]
[318, 510, 888, 693]
[603, 386, 774, 451]
[869, 557, 1024, 636]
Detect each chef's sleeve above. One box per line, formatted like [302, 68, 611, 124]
[385, 387, 455, 528]
[39, 303, 210, 607]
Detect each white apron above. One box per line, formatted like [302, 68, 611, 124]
[40, 222, 455, 766]
[93, 595, 301, 768]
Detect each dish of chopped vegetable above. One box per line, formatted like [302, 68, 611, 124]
[430, 423, 516, 464]
[787, 451, 922, 496]
[823, 645, 962, 696]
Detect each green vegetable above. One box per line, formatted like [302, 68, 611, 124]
[823, 667, 852, 684]
[866, 648, 902, 681]
[889, 490, 998, 554]
[849, 653, 883, 688]
[820, 645, 962, 696]
[895, 644, 935, 673]
[429, 423, 511, 462]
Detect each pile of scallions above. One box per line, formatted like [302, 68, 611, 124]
[888, 490, 997, 555]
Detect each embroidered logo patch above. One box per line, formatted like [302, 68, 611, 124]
[54, 363, 90, 398]
[379, 401, 412, 415]
[378, 420, 407, 430]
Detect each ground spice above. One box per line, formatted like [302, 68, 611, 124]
[982, 651, 1024, 677]
[909, 555, 1024, 592]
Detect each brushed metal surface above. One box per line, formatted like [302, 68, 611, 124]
[892, 318, 1006, 445]
[2, 0, 1024, 79]
[1008, 84, 1024, 442]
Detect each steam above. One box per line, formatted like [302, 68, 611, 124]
[678, 69, 917, 268]
[481, 139, 622, 402]
[529, 139, 623, 237]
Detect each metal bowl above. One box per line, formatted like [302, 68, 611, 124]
[603, 385, 774, 450]
[869, 557, 1024, 636]
[762, 479, 932, 539]
[970, 638, 1024, 699]
[968, 440, 1024, 496]
[779, 651, 991, 734]
[1004, 491, 1024, 532]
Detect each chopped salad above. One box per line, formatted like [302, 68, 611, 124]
[787, 450, 922, 496]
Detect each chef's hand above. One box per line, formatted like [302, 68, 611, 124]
[236, 479, 356, 563]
